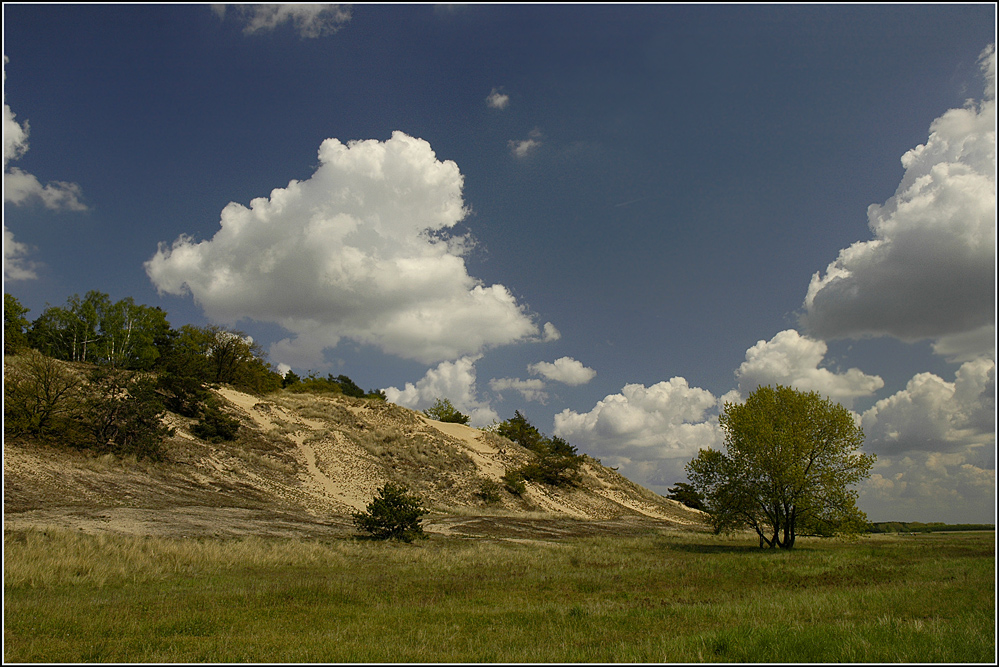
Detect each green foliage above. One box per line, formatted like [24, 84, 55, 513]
[164, 324, 281, 393]
[3, 350, 82, 437]
[282, 370, 301, 387]
[423, 397, 470, 424]
[26, 291, 170, 369]
[284, 372, 382, 399]
[687, 385, 875, 550]
[156, 371, 211, 418]
[352, 482, 428, 542]
[233, 355, 283, 394]
[665, 482, 705, 511]
[496, 412, 583, 489]
[512, 450, 583, 488]
[496, 410, 544, 453]
[334, 374, 366, 398]
[501, 469, 527, 496]
[4, 293, 31, 354]
[191, 401, 241, 443]
[81, 367, 173, 460]
[475, 477, 503, 504]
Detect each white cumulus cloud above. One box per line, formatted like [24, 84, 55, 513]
[3, 55, 87, 281]
[859, 451, 995, 524]
[861, 357, 995, 456]
[383, 355, 499, 427]
[555, 377, 722, 464]
[856, 357, 995, 523]
[734, 329, 884, 408]
[213, 4, 351, 38]
[488, 377, 548, 403]
[486, 88, 510, 110]
[146, 131, 540, 366]
[802, 44, 996, 359]
[528, 356, 596, 386]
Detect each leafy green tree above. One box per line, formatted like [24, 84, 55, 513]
[3, 349, 82, 436]
[4, 293, 30, 354]
[29, 292, 103, 363]
[666, 482, 706, 511]
[686, 385, 875, 550]
[81, 366, 173, 460]
[93, 298, 171, 369]
[495, 412, 583, 488]
[423, 397, 470, 424]
[233, 355, 283, 394]
[168, 324, 280, 393]
[352, 482, 428, 542]
[156, 371, 211, 418]
[334, 374, 366, 398]
[25, 292, 171, 369]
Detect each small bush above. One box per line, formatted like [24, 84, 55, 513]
[423, 397, 469, 424]
[502, 469, 526, 496]
[352, 482, 428, 542]
[475, 478, 503, 504]
[191, 402, 241, 442]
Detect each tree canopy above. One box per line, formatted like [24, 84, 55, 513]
[686, 385, 875, 549]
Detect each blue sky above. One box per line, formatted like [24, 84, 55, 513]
[4, 4, 995, 523]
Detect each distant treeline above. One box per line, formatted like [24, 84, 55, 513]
[868, 521, 995, 534]
[3, 291, 383, 397]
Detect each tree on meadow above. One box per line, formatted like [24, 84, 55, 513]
[686, 385, 875, 550]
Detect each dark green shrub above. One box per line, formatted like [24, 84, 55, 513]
[82, 367, 173, 460]
[191, 402, 241, 442]
[514, 453, 582, 488]
[666, 482, 706, 511]
[282, 370, 301, 388]
[156, 371, 210, 418]
[423, 398, 469, 424]
[352, 482, 428, 542]
[496, 410, 544, 452]
[502, 469, 526, 496]
[4, 293, 30, 354]
[475, 478, 503, 504]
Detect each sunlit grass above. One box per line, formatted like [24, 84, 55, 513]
[4, 528, 994, 662]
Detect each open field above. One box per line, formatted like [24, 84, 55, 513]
[4, 528, 994, 663]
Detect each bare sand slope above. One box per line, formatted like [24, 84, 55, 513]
[4, 382, 707, 539]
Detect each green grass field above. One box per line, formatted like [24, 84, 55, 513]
[4, 528, 994, 662]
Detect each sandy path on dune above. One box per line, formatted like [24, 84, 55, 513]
[217, 388, 380, 513]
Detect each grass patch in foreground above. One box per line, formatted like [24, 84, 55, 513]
[4, 529, 994, 662]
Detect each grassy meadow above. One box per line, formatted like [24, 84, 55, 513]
[4, 528, 994, 663]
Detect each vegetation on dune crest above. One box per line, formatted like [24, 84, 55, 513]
[495, 411, 584, 489]
[422, 397, 469, 424]
[3, 291, 386, 460]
